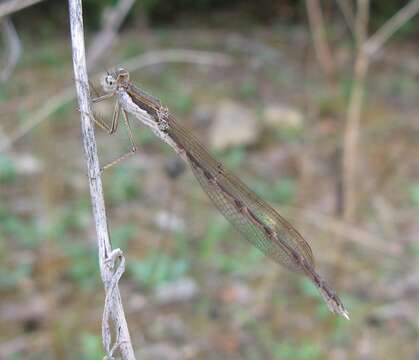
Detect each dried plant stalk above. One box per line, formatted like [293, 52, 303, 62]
[343, 0, 419, 221]
[68, 0, 135, 358]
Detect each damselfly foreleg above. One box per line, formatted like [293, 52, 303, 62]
[91, 94, 138, 172]
[100, 109, 138, 172]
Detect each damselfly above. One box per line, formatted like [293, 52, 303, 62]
[91, 67, 349, 320]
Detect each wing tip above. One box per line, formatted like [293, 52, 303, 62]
[316, 281, 350, 320]
[341, 309, 350, 320]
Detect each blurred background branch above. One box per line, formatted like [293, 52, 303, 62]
[305, 0, 336, 83]
[0, 0, 46, 82]
[343, 0, 419, 221]
[337, 0, 355, 35]
[364, 0, 419, 57]
[0, 17, 21, 83]
[87, 0, 135, 69]
[0, 0, 45, 17]
[342, 0, 370, 222]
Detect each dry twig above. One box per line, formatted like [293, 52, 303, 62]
[364, 0, 419, 57]
[342, 0, 419, 221]
[299, 209, 402, 256]
[342, 0, 369, 222]
[337, 0, 355, 34]
[87, 0, 135, 69]
[0, 0, 45, 17]
[68, 0, 135, 358]
[305, 0, 336, 81]
[0, 17, 21, 83]
[0, 0, 48, 81]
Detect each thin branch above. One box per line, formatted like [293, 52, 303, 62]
[0, 17, 21, 83]
[123, 48, 232, 71]
[364, 0, 419, 57]
[0, 0, 45, 17]
[87, 0, 135, 69]
[342, 0, 419, 222]
[337, 0, 355, 35]
[0, 87, 74, 152]
[342, 0, 369, 222]
[68, 0, 135, 359]
[305, 0, 336, 81]
[0, 49, 232, 152]
[298, 208, 402, 256]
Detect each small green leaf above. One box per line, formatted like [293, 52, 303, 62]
[272, 341, 321, 359]
[0, 155, 16, 183]
[128, 252, 189, 288]
[80, 332, 102, 360]
[409, 183, 419, 207]
[299, 278, 319, 298]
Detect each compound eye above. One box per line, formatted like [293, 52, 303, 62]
[106, 75, 114, 86]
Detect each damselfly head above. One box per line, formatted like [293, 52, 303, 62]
[101, 67, 130, 93]
[101, 72, 118, 93]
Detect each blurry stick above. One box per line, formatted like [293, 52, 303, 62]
[0, 87, 73, 152]
[0, 0, 45, 82]
[337, 0, 355, 34]
[305, 0, 336, 82]
[0, 0, 46, 81]
[343, 0, 419, 221]
[0, 17, 21, 83]
[364, 0, 419, 57]
[305, 0, 341, 217]
[122, 48, 232, 71]
[342, 0, 369, 222]
[0, 49, 232, 152]
[299, 208, 402, 256]
[0, 0, 45, 17]
[87, 0, 135, 69]
[68, 1, 135, 359]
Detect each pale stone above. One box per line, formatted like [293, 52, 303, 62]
[210, 100, 260, 150]
[263, 104, 303, 129]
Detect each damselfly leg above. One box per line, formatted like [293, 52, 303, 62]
[91, 92, 138, 172]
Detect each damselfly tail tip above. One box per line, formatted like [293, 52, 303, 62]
[327, 300, 350, 320]
[316, 283, 349, 320]
[329, 301, 350, 320]
[341, 309, 350, 320]
[331, 298, 350, 320]
[329, 299, 350, 320]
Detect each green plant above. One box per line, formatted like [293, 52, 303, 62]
[0, 213, 40, 248]
[128, 250, 190, 288]
[200, 216, 264, 274]
[106, 165, 141, 203]
[222, 146, 245, 170]
[111, 224, 138, 248]
[272, 341, 322, 360]
[159, 71, 193, 114]
[0, 263, 32, 291]
[409, 182, 419, 207]
[199, 215, 229, 258]
[79, 332, 102, 360]
[252, 177, 296, 204]
[63, 242, 99, 287]
[0, 154, 17, 183]
[239, 79, 258, 99]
